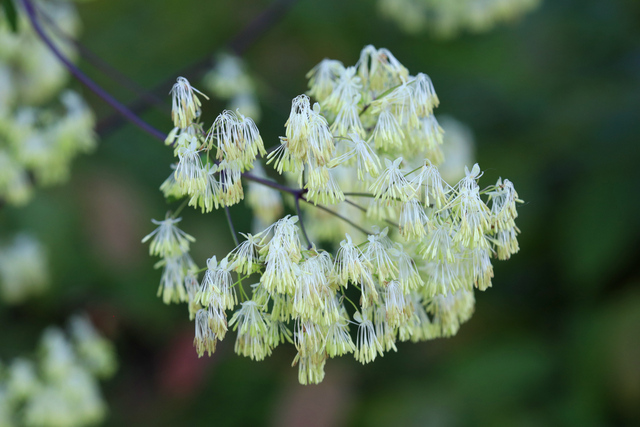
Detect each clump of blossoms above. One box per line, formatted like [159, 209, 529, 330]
[0, 0, 97, 207]
[143, 45, 522, 385]
[0, 315, 117, 427]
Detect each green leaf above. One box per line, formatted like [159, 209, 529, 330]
[2, 0, 18, 33]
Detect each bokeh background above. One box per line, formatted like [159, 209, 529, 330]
[2, 0, 639, 425]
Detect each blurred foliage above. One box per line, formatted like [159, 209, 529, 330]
[1, 0, 639, 425]
[1, 0, 18, 33]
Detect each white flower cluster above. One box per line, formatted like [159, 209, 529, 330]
[142, 215, 198, 305]
[162, 76, 266, 213]
[377, 0, 540, 37]
[0, 234, 48, 304]
[146, 45, 522, 385]
[203, 52, 261, 122]
[0, 315, 117, 427]
[0, 0, 97, 207]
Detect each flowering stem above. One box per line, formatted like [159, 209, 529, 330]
[21, 0, 167, 142]
[295, 196, 312, 250]
[242, 173, 370, 237]
[241, 173, 312, 248]
[343, 192, 376, 198]
[340, 290, 360, 313]
[404, 166, 423, 177]
[232, 273, 250, 294]
[235, 275, 249, 301]
[310, 204, 370, 236]
[33, 2, 168, 114]
[343, 199, 400, 229]
[225, 206, 240, 247]
[358, 82, 403, 116]
[359, 103, 371, 116]
[343, 192, 405, 204]
[480, 185, 499, 196]
[97, 0, 299, 138]
[171, 198, 189, 219]
[22, 0, 372, 244]
[242, 172, 297, 196]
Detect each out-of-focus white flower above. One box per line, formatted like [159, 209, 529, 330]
[204, 53, 261, 121]
[170, 76, 208, 129]
[68, 315, 117, 379]
[0, 234, 48, 304]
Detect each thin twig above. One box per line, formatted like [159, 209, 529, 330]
[96, 0, 299, 138]
[225, 206, 240, 247]
[242, 172, 370, 237]
[340, 290, 360, 312]
[21, 0, 167, 142]
[295, 196, 312, 249]
[343, 192, 375, 198]
[242, 172, 297, 195]
[171, 198, 189, 219]
[34, 3, 168, 113]
[343, 198, 400, 229]
[304, 201, 371, 236]
[344, 191, 405, 203]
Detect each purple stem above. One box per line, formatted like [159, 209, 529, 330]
[225, 206, 240, 247]
[343, 198, 399, 229]
[241, 172, 297, 195]
[97, 0, 299, 138]
[295, 196, 312, 250]
[312, 204, 370, 236]
[33, 3, 168, 113]
[19, 0, 363, 245]
[242, 172, 313, 248]
[21, 0, 166, 142]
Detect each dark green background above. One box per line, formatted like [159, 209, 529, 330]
[2, 0, 639, 425]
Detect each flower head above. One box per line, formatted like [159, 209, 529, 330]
[142, 216, 195, 258]
[194, 309, 218, 357]
[200, 256, 237, 311]
[230, 301, 273, 360]
[208, 109, 265, 169]
[170, 77, 209, 129]
[307, 59, 345, 102]
[155, 253, 197, 304]
[369, 157, 414, 203]
[354, 311, 384, 364]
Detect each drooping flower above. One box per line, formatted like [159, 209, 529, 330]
[170, 77, 209, 129]
[354, 311, 384, 364]
[142, 216, 195, 258]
